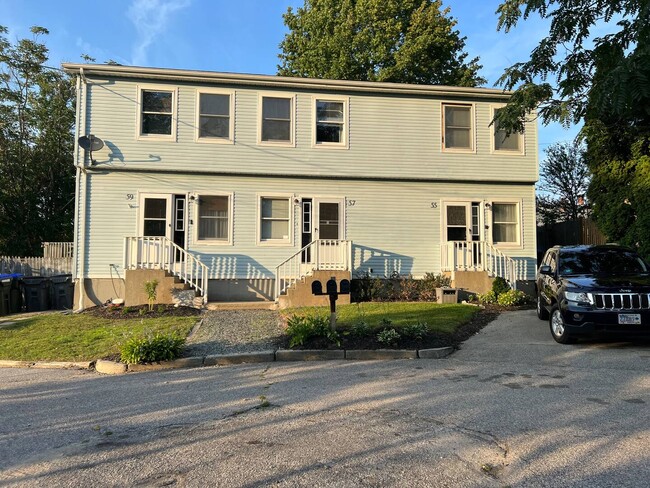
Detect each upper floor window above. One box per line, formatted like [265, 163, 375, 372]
[493, 107, 523, 153]
[139, 88, 176, 139]
[492, 202, 519, 245]
[314, 98, 348, 147]
[197, 91, 233, 143]
[259, 95, 294, 145]
[442, 103, 474, 151]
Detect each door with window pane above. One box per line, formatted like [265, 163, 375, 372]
[138, 194, 172, 267]
[444, 202, 474, 271]
[314, 199, 344, 268]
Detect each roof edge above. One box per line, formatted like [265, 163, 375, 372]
[61, 63, 511, 99]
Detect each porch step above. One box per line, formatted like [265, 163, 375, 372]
[206, 301, 277, 311]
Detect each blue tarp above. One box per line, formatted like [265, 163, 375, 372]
[0, 274, 23, 280]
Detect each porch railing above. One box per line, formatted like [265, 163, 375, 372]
[275, 239, 352, 298]
[440, 241, 527, 286]
[124, 236, 209, 304]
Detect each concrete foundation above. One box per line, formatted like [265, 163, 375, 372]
[208, 279, 274, 302]
[74, 278, 126, 308]
[124, 269, 189, 307]
[277, 270, 352, 309]
[451, 271, 494, 295]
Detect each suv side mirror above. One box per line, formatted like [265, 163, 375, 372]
[538, 265, 553, 276]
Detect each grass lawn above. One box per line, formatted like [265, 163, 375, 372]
[0, 313, 198, 362]
[284, 302, 479, 334]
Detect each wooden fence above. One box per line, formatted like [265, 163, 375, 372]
[42, 242, 74, 259]
[0, 256, 73, 277]
[537, 218, 607, 262]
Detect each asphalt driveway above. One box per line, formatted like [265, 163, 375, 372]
[0, 310, 648, 487]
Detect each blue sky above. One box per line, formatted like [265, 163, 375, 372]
[1, 0, 580, 156]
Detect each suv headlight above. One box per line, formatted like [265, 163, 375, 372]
[565, 291, 593, 304]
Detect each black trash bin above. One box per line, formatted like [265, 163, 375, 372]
[22, 277, 50, 312]
[50, 274, 74, 310]
[9, 274, 23, 313]
[0, 277, 10, 316]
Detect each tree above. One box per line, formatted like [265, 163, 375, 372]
[278, 0, 485, 87]
[0, 26, 75, 256]
[536, 142, 590, 225]
[494, 1, 650, 257]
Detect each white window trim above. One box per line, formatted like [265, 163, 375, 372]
[136, 84, 178, 141]
[311, 95, 349, 149]
[441, 102, 476, 153]
[195, 89, 235, 144]
[490, 104, 525, 155]
[256, 194, 294, 246]
[194, 192, 234, 246]
[489, 200, 523, 249]
[257, 92, 296, 147]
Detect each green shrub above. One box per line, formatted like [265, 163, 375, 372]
[477, 290, 497, 304]
[350, 320, 372, 338]
[351, 271, 373, 302]
[491, 277, 510, 297]
[402, 322, 429, 341]
[144, 279, 159, 311]
[156, 304, 167, 314]
[120, 331, 185, 364]
[286, 313, 339, 348]
[138, 307, 147, 316]
[377, 328, 401, 346]
[121, 306, 131, 315]
[496, 289, 530, 307]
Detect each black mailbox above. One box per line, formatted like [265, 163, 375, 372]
[339, 279, 350, 294]
[312, 280, 323, 296]
[326, 278, 338, 295]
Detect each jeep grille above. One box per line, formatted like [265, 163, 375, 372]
[593, 293, 650, 310]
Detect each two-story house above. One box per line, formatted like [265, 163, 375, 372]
[62, 63, 537, 309]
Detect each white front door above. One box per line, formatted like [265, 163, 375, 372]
[139, 194, 173, 239]
[312, 198, 345, 269]
[443, 202, 477, 271]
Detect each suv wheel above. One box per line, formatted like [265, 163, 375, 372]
[549, 305, 576, 344]
[537, 294, 549, 320]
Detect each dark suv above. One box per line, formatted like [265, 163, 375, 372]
[537, 245, 650, 343]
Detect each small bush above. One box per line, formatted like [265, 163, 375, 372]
[138, 307, 147, 316]
[477, 290, 497, 304]
[120, 331, 185, 364]
[402, 322, 429, 341]
[121, 306, 131, 315]
[491, 277, 510, 297]
[380, 317, 393, 327]
[350, 321, 372, 338]
[144, 279, 159, 311]
[156, 304, 167, 314]
[497, 289, 530, 307]
[377, 328, 401, 346]
[286, 313, 339, 348]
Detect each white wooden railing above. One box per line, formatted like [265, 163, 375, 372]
[275, 239, 352, 298]
[440, 241, 527, 287]
[124, 236, 209, 304]
[42, 242, 74, 259]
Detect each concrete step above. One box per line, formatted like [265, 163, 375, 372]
[206, 301, 278, 311]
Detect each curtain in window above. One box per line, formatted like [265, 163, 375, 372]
[492, 203, 517, 243]
[198, 196, 229, 240]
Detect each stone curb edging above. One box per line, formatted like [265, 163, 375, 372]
[1, 346, 454, 375]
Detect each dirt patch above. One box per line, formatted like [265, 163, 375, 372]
[83, 304, 201, 320]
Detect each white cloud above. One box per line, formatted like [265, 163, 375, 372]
[127, 0, 191, 66]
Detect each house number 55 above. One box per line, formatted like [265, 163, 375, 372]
[430, 202, 438, 208]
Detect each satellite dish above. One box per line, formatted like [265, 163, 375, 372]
[78, 135, 104, 151]
[78, 135, 104, 164]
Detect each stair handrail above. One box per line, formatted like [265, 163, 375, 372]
[124, 236, 209, 304]
[440, 240, 520, 288]
[275, 239, 351, 299]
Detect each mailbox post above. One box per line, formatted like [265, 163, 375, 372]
[312, 276, 351, 331]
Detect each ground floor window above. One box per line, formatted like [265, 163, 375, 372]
[197, 194, 231, 243]
[260, 196, 291, 244]
[492, 202, 519, 244]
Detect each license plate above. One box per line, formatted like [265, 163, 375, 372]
[618, 314, 641, 325]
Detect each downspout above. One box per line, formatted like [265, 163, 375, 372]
[75, 68, 89, 311]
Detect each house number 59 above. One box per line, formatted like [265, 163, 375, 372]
[126, 194, 134, 200]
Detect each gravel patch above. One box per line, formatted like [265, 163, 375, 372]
[184, 310, 285, 356]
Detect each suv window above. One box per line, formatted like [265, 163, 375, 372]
[549, 252, 557, 274]
[559, 248, 649, 276]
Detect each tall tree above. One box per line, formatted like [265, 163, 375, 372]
[494, 1, 650, 257]
[278, 0, 485, 87]
[0, 26, 75, 256]
[536, 142, 590, 225]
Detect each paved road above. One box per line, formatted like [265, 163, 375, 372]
[0, 310, 648, 487]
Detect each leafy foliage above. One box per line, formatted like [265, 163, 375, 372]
[144, 279, 159, 311]
[537, 142, 591, 225]
[120, 331, 185, 364]
[352, 271, 451, 302]
[491, 277, 510, 297]
[494, 0, 650, 132]
[376, 328, 401, 346]
[402, 322, 429, 341]
[496, 289, 530, 307]
[285, 312, 340, 347]
[279, 0, 485, 87]
[477, 290, 497, 304]
[0, 26, 75, 255]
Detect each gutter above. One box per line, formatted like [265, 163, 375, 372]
[75, 68, 88, 311]
[61, 63, 512, 100]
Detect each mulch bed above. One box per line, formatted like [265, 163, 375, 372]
[292, 306, 504, 350]
[83, 304, 201, 320]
